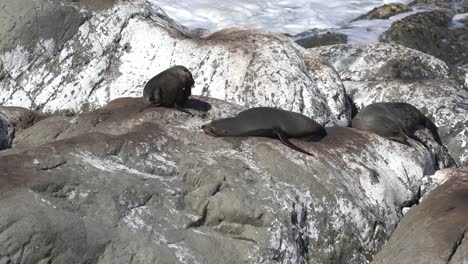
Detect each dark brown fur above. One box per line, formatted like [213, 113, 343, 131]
[143, 65, 194, 116]
[202, 107, 326, 156]
[352, 102, 442, 146]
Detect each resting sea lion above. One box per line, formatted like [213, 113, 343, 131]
[201, 107, 326, 156]
[351, 102, 442, 145]
[143, 65, 194, 116]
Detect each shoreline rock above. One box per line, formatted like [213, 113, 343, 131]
[0, 97, 439, 263]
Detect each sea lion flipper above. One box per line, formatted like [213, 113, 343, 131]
[175, 104, 194, 117]
[274, 129, 314, 156]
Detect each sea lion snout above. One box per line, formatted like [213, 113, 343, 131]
[201, 124, 217, 136]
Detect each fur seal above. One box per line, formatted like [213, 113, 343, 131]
[201, 107, 326, 156]
[143, 65, 194, 116]
[351, 102, 442, 145]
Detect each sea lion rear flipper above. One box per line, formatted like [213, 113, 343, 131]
[175, 104, 194, 117]
[274, 129, 314, 156]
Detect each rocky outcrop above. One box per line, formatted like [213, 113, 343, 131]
[314, 43, 467, 167]
[0, 97, 439, 263]
[0, 0, 466, 263]
[0, 106, 46, 150]
[410, 0, 468, 13]
[0, 0, 350, 127]
[380, 10, 468, 65]
[372, 168, 468, 264]
[352, 3, 411, 21]
[295, 32, 347, 49]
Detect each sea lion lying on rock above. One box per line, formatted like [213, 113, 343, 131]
[202, 107, 326, 156]
[143, 65, 194, 116]
[352, 102, 442, 146]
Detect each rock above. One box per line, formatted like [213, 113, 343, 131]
[295, 32, 347, 48]
[0, 97, 437, 263]
[0, 106, 46, 151]
[314, 43, 467, 167]
[380, 10, 467, 65]
[372, 168, 468, 264]
[420, 168, 459, 200]
[410, 0, 468, 13]
[352, 3, 411, 21]
[0, 0, 350, 127]
[0, 0, 88, 53]
[0, 113, 13, 150]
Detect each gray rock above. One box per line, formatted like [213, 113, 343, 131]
[372, 167, 468, 264]
[352, 3, 411, 21]
[314, 43, 468, 167]
[295, 32, 347, 49]
[410, 0, 468, 14]
[0, 97, 438, 263]
[0, 106, 45, 150]
[0, 113, 13, 150]
[380, 10, 467, 65]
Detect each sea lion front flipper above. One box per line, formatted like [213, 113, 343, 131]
[175, 104, 194, 117]
[274, 129, 314, 156]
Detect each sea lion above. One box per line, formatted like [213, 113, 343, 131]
[201, 107, 326, 156]
[351, 102, 442, 145]
[143, 65, 194, 116]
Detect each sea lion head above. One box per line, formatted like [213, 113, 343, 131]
[201, 118, 239, 137]
[172, 65, 194, 89]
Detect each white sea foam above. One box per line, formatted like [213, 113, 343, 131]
[148, 0, 415, 35]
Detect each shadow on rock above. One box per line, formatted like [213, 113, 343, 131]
[184, 98, 212, 112]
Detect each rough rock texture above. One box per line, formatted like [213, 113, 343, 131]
[420, 167, 462, 200]
[410, 0, 468, 13]
[295, 33, 347, 49]
[0, 0, 350, 126]
[314, 43, 468, 167]
[0, 106, 46, 150]
[352, 3, 411, 21]
[0, 97, 440, 263]
[372, 167, 468, 264]
[380, 10, 468, 65]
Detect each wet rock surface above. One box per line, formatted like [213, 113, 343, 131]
[372, 167, 468, 264]
[0, 97, 440, 263]
[410, 0, 468, 13]
[353, 3, 411, 21]
[380, 10, 468, 65]
[295, 32, 347, 48]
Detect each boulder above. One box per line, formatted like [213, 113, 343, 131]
[352, 3, 411, 21]
[0, 97, 438, 263]
[314, 43, 467, 167]
[372, 168, 468, 264]
[0, 106, 46, 150]
[410, 0, 468, 13]
[380, 10, 468, 65]
[295, 32, 347, 49]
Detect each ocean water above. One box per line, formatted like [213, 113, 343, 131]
[149, 0, 413, 35]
